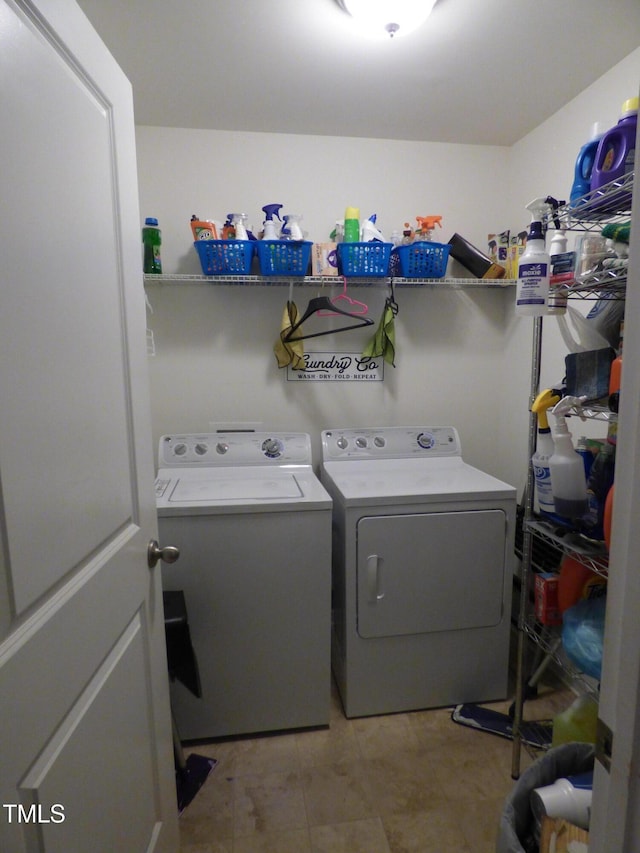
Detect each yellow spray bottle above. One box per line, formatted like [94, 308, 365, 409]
[531, 389, 561, 515]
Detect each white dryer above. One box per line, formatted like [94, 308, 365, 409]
[321, 426, 517, 718]
[156, 432, 332, 739]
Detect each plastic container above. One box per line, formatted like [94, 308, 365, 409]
[557, 555, 600, 614]
[531, 771, 593, 832]
[343, 206, 360, 243]
[591, 97, 638, 208]
[194, 239, 255, 276]
[142, 217, 162, 274]
[569, 123, 603, 207]
[256, 240, 312, 276]
[391, 241, 450, 278]
[336, 242, 392, 277]
[552, 695, 598, 747]
[549, 418, 588, 519]
[515, 215, 550, 316]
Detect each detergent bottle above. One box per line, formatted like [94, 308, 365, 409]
[515, 198, 552, 316]
[142, 217, 162, 274]
[261, 203, 283, 240]
[361, 214, 385, 242]
[591, 97, 638, 204]
[414, 215, 442, 241]
[190, 215, 219, 241]
[531, 389, 562, 516]
[549, 396, 589, 519]
[343, 206, 360, 243]
[281, 214, 304, 241]
[570, 123, 603, 207]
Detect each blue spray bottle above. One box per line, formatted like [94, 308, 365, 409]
[261, 203, 283, 240]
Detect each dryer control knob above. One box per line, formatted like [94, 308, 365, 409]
[195, 443, 208, 455]
[337, 436, 349, 450]
[417, 432, 435, 450]
[173, 443, 188, 456]
[262, 437, 283, 458]
[216, 442, 229, 454]
[355, 436, 368, 448]
[374, 436, 386, 448]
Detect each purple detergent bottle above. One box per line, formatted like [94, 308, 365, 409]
[590, 97, 638, 209]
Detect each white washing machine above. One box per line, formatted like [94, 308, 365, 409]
[156, 431, 332, 739]
[321, 426, 517, 718]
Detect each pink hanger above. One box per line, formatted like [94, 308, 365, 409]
[317, 277, 369, 316]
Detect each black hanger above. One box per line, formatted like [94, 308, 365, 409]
[284, 296, 374, 342]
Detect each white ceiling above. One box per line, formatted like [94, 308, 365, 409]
[76, 0, 640, 146]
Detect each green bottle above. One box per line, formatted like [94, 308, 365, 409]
[142, 217, 162, 274]
[343, 206, 360, 242]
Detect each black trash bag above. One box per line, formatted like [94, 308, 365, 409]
[496, 742, 595, 853]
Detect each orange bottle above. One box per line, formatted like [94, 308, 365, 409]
[609, 322, 623, 396]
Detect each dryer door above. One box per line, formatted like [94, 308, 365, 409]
[356, 510, 507, 639]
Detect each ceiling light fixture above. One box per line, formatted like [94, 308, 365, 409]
[336, 0, 437, 38]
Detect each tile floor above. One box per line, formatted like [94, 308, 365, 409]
[178, 676, 572, 852]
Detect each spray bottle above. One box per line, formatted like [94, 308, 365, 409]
[515, 198, 552, 316]
[531, 389, 562, 515]
[261, 203, 283, 240]
[414, 215, 442, 241]
[549, 396, 589, 519]
[360, 214, 385, 242]
[231, 213, 249, 241]
[281, 214, 304, 241]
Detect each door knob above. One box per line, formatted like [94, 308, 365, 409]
[147, 539, 180, 569]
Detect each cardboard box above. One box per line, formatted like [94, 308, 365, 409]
[312, 242, 339, 276]
[535, 572, 562, 626]
[540, 817, 589, 852]
[488, 230, 510, 275]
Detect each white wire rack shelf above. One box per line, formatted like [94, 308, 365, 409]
[144, 274, 516, 289]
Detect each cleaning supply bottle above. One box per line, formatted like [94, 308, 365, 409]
[361, 214, 385, 242]
[515, 198, 551, 316]
[591, 97, 638, 205]
[531, 770, 593, 833]
[570, 122, 603, 207]
[548, 228, 573, 315]
[142, 217, 162, 274]
[552, 694, 599, 746]
[231, 213, 249, 241]
[190, 215, 219, 241]
[609, 320, 623, 396]
[281, 214, 304, 241]
[548, 396, 589, 519]
[414, 215, 442, 241]
[261, 203, 283, 240]
[343, 206, 360, 243]
[583, 440, 616, 540]
[531, 389, 561, 516]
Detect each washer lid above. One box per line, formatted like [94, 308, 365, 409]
[169, 473, 303, 502]
[155, 466, 332, 514]
[322, 457, 516, 505]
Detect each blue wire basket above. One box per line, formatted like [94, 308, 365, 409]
[391, 242, 451, 278]
[256, 241, 312, 276]
[194, 240, 255, 275]
[336, 242, 392, 277]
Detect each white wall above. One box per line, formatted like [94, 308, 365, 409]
[137, 46, 639, 486]
[137, 130, 514, 477]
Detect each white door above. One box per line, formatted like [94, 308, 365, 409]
[0, 1, 179, 851]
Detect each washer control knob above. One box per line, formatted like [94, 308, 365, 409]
[374, 436, 386, 448]
[417, 432, 435, 450]
[355, 436, 368, 449]
[195, 442, 208, 456]
[216, 442, 229, 455]
[262, 437, 283, 458]
[173, 443, 187, 456]
[336, 436, 349, 450]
